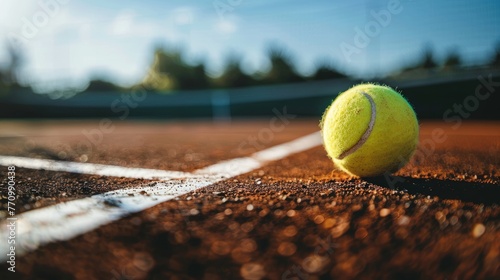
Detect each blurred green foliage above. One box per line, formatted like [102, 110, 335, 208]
[0, 72, 8, 96]
[311, 62, 347, 80]
[402, 46, 438, 72]
[140, 47, 210, 91]
[260, 46, 304, 84]
[0, 42, 24, 97]
[2, 41, 500, 95]
[443, 51, 461, 70]
[213, 55, 255, 88]
[85, 79, 123, 92]
[137, 44, 348, 92]
[490, 43, 500, 68]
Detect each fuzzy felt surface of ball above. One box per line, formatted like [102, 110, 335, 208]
[321, 83, 419, 177]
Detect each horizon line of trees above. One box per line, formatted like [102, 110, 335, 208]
[86, 45, 348, 93]
[86, 43, 500, 93]
[1, 42, 500, 95]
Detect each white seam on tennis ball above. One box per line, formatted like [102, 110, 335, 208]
[337, 92, 376, 160]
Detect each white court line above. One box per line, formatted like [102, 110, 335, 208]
[0, 156, 191, 180]
[0, 131, 323, 260]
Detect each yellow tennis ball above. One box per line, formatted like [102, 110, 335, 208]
[321, 83, 419, 177]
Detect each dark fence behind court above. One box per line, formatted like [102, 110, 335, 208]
[0, 70, 499, 120]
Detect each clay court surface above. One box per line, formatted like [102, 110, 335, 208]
[0, 119, 499, 280]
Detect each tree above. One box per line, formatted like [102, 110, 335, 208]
[141, 47, 210, 91]
[0, 70, 8, 96]
[420, 47, 437, 70]
[84, 79, 121, 92]
[442, 50, 461, 70]
[0, 42, 26, 96]
[262, 45, 303, 84]
[215, 55, 255, 88]
[400, 45, 438, 73]
[5, 41, 23, 86]
[311, 61, 346, 80]
[490, 43, 500, 68]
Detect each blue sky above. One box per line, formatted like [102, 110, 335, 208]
[0, 0, 499, 91]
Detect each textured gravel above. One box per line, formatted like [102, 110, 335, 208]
[0, 120, 498, 280]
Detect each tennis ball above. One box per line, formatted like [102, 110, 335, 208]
[321, 83, 419, 177]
